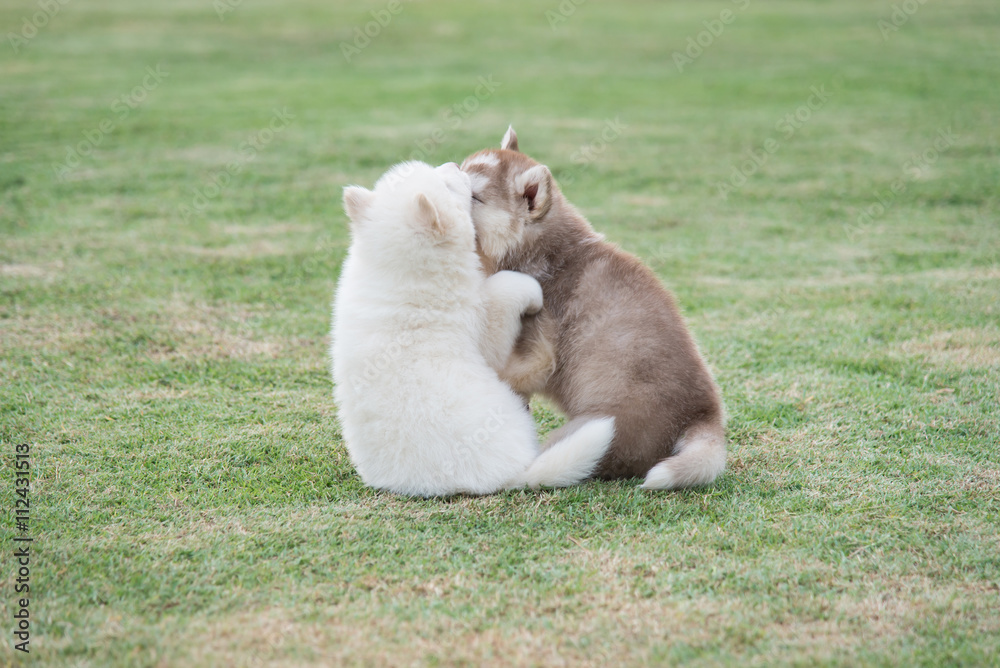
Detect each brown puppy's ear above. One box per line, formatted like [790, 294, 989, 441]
[414, 193, 447, 237]
[501, 125, 519, 152]
[514, 164, 552, 219]
[343, 186, 374, 228]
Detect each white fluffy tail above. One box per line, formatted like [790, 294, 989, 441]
[516, 417, 615, 490]
[641, 423, 726, 490]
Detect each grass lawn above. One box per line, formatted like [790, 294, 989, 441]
[2, 0, 999, 665]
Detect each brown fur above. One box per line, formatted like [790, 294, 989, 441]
[461, 132, 725, 483]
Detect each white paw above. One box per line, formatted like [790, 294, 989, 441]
[489, 270, 543, 315]
[522, 278, 543, 315]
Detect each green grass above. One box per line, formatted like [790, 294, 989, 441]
[2, 0, 999, 665]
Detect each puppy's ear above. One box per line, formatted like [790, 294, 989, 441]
[414, 193, 447, 237]
[514, 164, 552, 219]
[343, 186, 374, 225]
[500, 125, 519, 152]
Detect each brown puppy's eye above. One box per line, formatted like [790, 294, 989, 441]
[471, 194, 484, 204]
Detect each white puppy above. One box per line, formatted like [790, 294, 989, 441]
[330, 161, 613, 497]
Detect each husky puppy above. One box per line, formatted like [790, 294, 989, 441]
[460, 129, 726, 490]
[330, 161, 614, 497]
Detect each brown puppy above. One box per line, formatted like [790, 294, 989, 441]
[460, 127, 726, 489]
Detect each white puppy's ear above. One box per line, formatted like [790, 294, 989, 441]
[414, 193, 447, 236]
[514, 164, 552, 219]
[343, 186, 374, 224]
[500, 125, 519, 152]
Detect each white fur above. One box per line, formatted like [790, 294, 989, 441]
[331, 161, 611, 496]
[640, 428, 726, 490]
[464, 153, 499, 169]
[515, 417, 615, 489]
[467, 171, 491, 194]
[501, 125, 518, 150]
